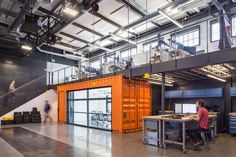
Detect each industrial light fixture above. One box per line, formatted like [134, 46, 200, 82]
[148, 77, 173, 85]
[21, 45, 32, 51]
[63, 7, 79, 16]
[109, 32, 136, 45]
[148, 81, 173, 87]
[158, 9, 184, 28]
[207, 74, 226, 82]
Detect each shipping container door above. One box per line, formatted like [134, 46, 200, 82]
[122, 80, 137, 131]
[137, 82, 151, 128]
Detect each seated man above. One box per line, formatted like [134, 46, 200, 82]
[187, 100, 209, 146]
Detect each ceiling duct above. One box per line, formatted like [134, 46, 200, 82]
[10, 0, 54, 40]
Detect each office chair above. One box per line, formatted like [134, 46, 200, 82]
[98, 111, 105, 128]
[90, 111, 98, 126]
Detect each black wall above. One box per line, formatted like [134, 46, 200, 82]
[0, 50, 77, 96]
[152, 78, 234, 133]
[151, 84, 161, 115]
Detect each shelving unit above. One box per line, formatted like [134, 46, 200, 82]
[229, 113, 236, 135]
[142, 116, 162, 147]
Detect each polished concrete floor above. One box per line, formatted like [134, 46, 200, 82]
[0, 123, 236, 157]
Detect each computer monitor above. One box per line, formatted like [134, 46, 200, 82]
[175, 103, 183, 114]
[183, 104, 197, 114]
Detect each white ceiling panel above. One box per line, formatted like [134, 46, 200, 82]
[75, 31, 100, 43]
[70, 40, 87, 47]
[108, 7, 141, 26]
[133, 22, 156, 33]
[75, 13, 100, 26]
[97, 40, 113, 47]
[98, 0, 123, 15]
[93, 20, 118, 35]
[134, 0, 169, 13]
[63, 25, 83, 35]
[58, 34, 73, 42]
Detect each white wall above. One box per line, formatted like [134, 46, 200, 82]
[0, 89, 58, 122]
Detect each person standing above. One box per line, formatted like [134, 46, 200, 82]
[44, 100, 53, 123]
[7, 80, 16, 105]
[187, 100, 209, 146]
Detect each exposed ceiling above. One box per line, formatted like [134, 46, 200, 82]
[0, 0, 231, 58]
[147, 63, 236, 86]
[55, 0, 211, 56]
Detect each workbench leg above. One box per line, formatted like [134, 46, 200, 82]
[215, 118, 217, 137]
[159, 120, 162, 148]
[182, 122, 186, 153]
[162, 121, 166, 148]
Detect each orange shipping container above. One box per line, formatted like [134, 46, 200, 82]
[57, 75, 151, 133]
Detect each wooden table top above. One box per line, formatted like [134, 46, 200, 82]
[229, 112, 236, 116]
[143, 114, 217, 122]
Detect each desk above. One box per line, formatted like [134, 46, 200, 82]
[142, 114, 218, 152]
[162, 117, 191, 152]
[142, 116, 162, 147]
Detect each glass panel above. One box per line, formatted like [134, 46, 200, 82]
[89, 100, 107, 113]
[67, 87, 112, 130]
[74, 100, 87, 112]
[211, 22, 220, 41]
[121, 50, 129, 58]
[91, 60, 100, 69]
[74, 90, 87, 99]
[189, 39, 194, 46]
[65, 67, 72, 82]
[232, 17, 236, 36]
[53, 71, 58, 85]
[88, 112, 111, 130]
[74, 113, 87, 126]
[58, 69, 64, 84]
[175, 28, 199, 46]
[89, 87, 111, 98]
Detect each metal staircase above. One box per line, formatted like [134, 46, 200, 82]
[0, 75, 48, 117]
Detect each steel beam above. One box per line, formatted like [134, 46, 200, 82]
[92, 12, 122, 28]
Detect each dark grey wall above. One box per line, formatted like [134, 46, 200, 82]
[152, 78, 233, 133]
[0, 50, 77, 96]
[151, 84, 161, 115]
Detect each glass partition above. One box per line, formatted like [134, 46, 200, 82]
[67, 87, 112, 130]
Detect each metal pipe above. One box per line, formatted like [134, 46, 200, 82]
[37, 46, 86, 60]
[161, 73, 165, 115]
[10, 0, 40, 34]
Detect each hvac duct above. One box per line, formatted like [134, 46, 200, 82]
[10, 0, 52, 39]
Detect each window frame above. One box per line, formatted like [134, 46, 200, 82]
[210, 20, 220, 42]
[171, 26, 200, 47]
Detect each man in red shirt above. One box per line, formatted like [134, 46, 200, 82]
[192, 100, 209, 130]
[187, 100, 209, 145]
